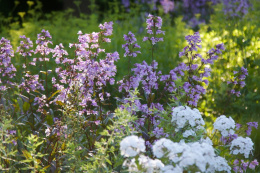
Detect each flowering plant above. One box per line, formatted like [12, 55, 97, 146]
[0, 14, 258, 172]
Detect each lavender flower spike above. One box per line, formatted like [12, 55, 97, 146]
[122, 31, 141, 57]
[143, 14, 165, 45]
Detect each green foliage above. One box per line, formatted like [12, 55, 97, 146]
[0, 111, 18, 172]
[62, 90, 139, 172]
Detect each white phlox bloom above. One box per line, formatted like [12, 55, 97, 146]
[230, 136, 254, 158]
[152, 138, 185, 163]
[213, 115, 235, 137]
[45, 128, 51, 137]
[200, 137, 213, 146]
[161, 165, 183, 173]
[123, 158, 138, 173]
[152, 138, 175, 158]
[183, 129, 196, 137]
[178, 142, 216, 172]
[214, 156, 231, 173]
[138, 155, 164, 173]
[171, 106, 205, 136]
[120, 135, 146, 157]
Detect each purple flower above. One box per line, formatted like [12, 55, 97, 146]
[17, 35, 34, 57]
[246, 122, 258, 136]
[122, 31, 141, 57]
[0, 37, 17, 90]
[236, 123, 241, 130]
[249, 160, 259, 170]
[160, 0, 174, 14]
[143, 14, 165, 45]
[228, 66, 248, 97]
[223, 0, 251, 18]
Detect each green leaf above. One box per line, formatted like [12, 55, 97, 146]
[46, 114, 53, 125]
[48, 90, 60, 100]
[23, 102, 30, 112]
[22, 150, 32, 160]
[105, 158, 112, 165]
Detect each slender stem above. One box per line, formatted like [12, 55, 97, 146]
[44, 58, 48, 97]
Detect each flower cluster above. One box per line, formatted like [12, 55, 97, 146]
[171, 106, 205, 138]
[246, 122, 258, 136]
[120, 135, 146, 157]
[35, 29, 53, 58]
[233, 159, 259, 172]
[160, 0, 174, 14]
[143, 14, 165, 45]
[53, 22, 118, 116]
[122, 31, 141, 57]
[230, 136, 254, 158]
[99, 21, 113, 42]
[213, 115, 235, 137]
[16, 35, 34, 57]
[45, 118, 67, 138]
[223, 0, 251, 18]
[228, 66, 248, 97]
[0, 37, 17, 91]
[121, 136, 232, 173]
[182, 0, 214, 27]
[7, 130, 17, 145]
[175, 32, 225, 106]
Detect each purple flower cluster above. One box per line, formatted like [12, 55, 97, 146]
[118, 60, 168, 144]
[223, 0, 251, 18]
[16, 35, 34, 57]
[19, 73, 44, 93]
[166, 32, 225, 106]
[143, 14, 165, 45]
[246, 122, 258, 136]
[228, 66, 248, 97]
[221, 133, 238, 145]
[118, 60, 161, 95]
[53, 22, 119, 115]
[160, 0, 174, 14]
[182, 0, 215, 27]
[35, 29, 53, 58]
[99, 21, 113, 42]
[0, 37, 17, 91]
[45, 118, 68, 138]
[122, 31, 141, 57]
[17, 35, 45, 101]
[233, 159, 259, 172]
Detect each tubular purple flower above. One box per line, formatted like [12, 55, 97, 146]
[143, 14, 165, 45]
[122, 31, 141, 57]
[0, 37, 17, 90]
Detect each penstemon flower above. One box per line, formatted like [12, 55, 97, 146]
[223, 0, 251, 18]
[0, 37, 17, 91]
[143, 14, 165, 45]
[228, 66, 248, 97]
[122, 31, 141, 57]
[164, 32, 224, 107]
[16, 35, 34, 57]
[160, 0, 174, 14]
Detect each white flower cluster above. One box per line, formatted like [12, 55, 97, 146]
[123, 155, 164, 173]
[121, 136, 231, 173]
[215, 156, 231, 172]
[230, 136, 254, 158]
[171, 106, 205, 137]
[213, 115, 235, 137]
[177, 141, 231, 173]
[120, 135, 146, 157]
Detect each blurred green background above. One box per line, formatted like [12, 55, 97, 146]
[1, 0, 260, 160]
